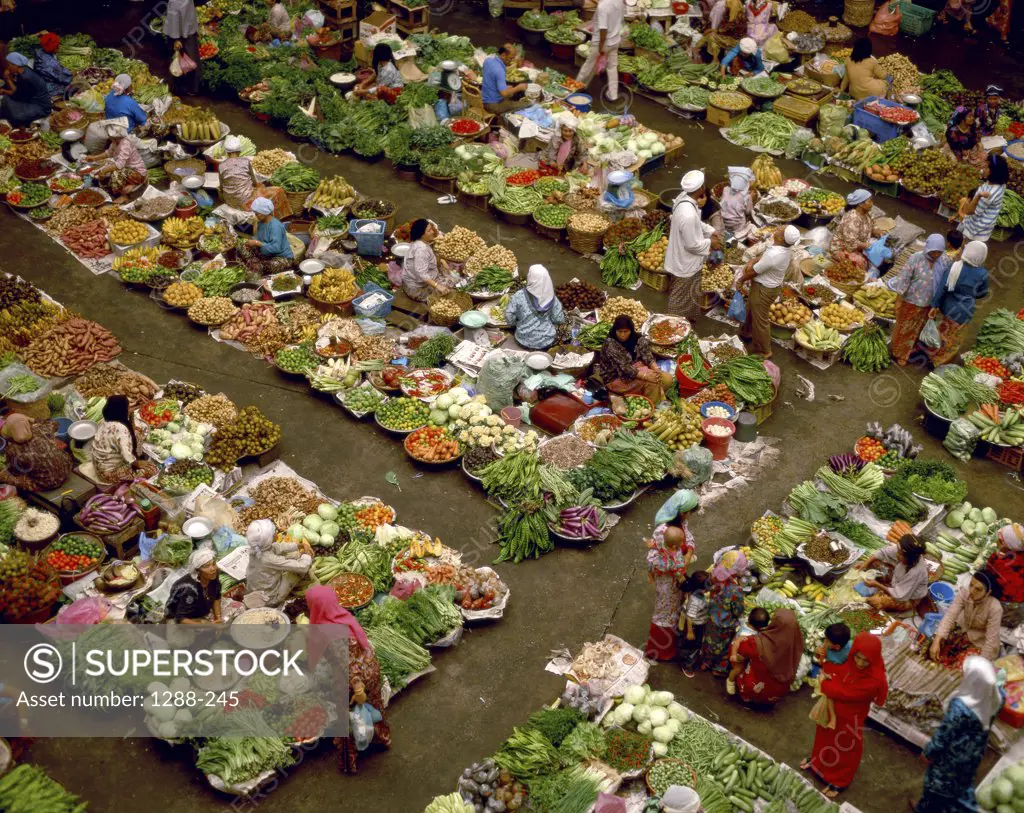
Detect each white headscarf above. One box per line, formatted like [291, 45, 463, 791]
[739, 37, 757, 55]
[681, 170, 705, 194]
[106, 118, 129, 140]
[946, 240, 988, 292]
[783, 225, 800, 246]
[953, 656, 1002, 729]
[223, 136, 242, 153]
[999, 523, 1024, 552]
[251, 196, 274, 216]
[526, 264, 555, 309]
[558, 112, 578, 132]
[246, 519, 276, 557]
[729, 173, 750, 193]
[113, 74, 132, 95]
[186, 548, 215, 576]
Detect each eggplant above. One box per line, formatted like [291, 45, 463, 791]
[463, 768, 474, 779]
[474, 771, 489, 784]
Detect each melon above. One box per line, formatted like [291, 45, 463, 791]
[998, 805, 1015, 813]
[994, 778, 1015, 805]
[979, 785, 996, 811]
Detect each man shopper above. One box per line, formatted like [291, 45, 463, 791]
[665, 170, 721, 322]
[739, 225, 799, 358]
[482, 44, 529, 114]
[576, 0, 624, 102]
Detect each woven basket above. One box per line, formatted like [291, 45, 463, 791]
[567, 213, 610, 254]
[773, 94, 821, 126]
[640, 268, 671, 292]
[163, 157, 206, 181]
[427, 291, 472, 327]
[284, 189, 309, 214]
[843, 0, 875, 26]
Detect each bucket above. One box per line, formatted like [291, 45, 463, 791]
[500, 406, 522, 428]
[702, 417, 735, 460]
[929, 581, 955, 608]
[565, 93, 593, 112]
[675, 355, 711, 397]
[734, 412, 757, 443]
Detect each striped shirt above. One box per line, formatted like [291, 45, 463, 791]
[961, 182, 1005, 242]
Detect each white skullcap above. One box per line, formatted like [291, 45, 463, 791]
[739, 37, 757, 55]
[783, 225, 800, 246]
[559, 112, 579, 131]
[114, 73, 132, 90]
[681, 170, 705, 193]
[251, 197, 274, 215]
[223, 136, 242, 153]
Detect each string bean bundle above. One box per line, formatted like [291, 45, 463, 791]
[724, 113, 796, 153]
[711, 355, 775, 405]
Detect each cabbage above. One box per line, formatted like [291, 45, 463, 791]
[978, 785, 995, 811]
[303, 514, 323, 532]
[435, 393, 453, 410]
[975, 522, 989, 537]
[319, 533, 336, 547]
[167, 422, 181, 433]
[962, 519, 976, 536]
[158, 721, 178, 739]
[623, 685, 647, 705]
[995, 779, 1016, 805]
[637, 720, 653, 736]
[632, 703, 651, 723]
[970, 508, 983, 522]
[304, 531, 321, 546]
[652, 725, 674, 744]
[174, 708, 193, 724]
[960, 501, 973, 513]
[287, 523, 304, 541]
[665, 718, 681, 735]
[448, 404, 463, 419]
[169, 677, 190, 694]
[318, 503, 338, 521]
[152, 702, 176, 723]
[648, 690, 673, 706]
[147, 681, 169, 696]
[946, 511, 964, 529]
[982, 507, 998, 524]
[652, 741, 669, 757]
[169, 442, 192, 459]
[614, 703, 634, 724]
[450, 387, 471, 405]
[320, 521, 340, 538]
[667, 701, 688, 722]
[648, 708, 668, 727]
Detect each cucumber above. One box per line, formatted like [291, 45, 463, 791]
[713, 746, 734, 770]
[729, 796, 754, 813]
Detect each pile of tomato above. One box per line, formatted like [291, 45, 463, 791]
[354, 502, 395, 530]
[285, 705, 328, 741]
[854, 436, 887, 462]
[506, 170, 541, 187]
[46, 535, 104, 573]
[999, 380, 1024, 406]
[405, 426, 460, 463]
[139, 398, 179, 427]
[971, 356, 1010, 379]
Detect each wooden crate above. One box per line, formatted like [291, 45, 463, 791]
[336, 21, 358, 42]
[319, 0, 356, 22]
[774, 93, 820, 126]
[543, 0, 577, 8]
[640, 268, 670, 292]
[420, 174, 457, 195]
[987, 444, 1024, 472]
[388, 0, 430, 32]
[706, 103, 747, 128]
[74, 515, 145, 560]
[503, 0, 540, 15]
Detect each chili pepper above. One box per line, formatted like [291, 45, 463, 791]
[998, 380, 1024, 406]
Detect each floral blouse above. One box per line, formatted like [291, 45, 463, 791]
[706, 581, 745, 629]
[596, 336, 657, 383]
[830, 209, 872, 256]
[923, 697, 1000, 800]
[946, 121, 980, 156]
[889, 250, 950, 308]
[646, 525, 694, 576]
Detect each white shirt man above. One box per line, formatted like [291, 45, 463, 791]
[576, 0, 625, 102]
[665, 170, 718, 321]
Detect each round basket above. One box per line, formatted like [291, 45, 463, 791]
[176, 121, 230, 148]
[532, 211, 566, 241]
[352, 198, 396, 234]
[428, 291, 472, 327]
[646, 759, 698, 797]
[755, 197, 802, 224]
[793, 328, 842, 360]
[567, 216, 610, 254]
[307, 289, 359, 316]
[843, 0, 875, 26]
[404, 431, 463, 466]
[548, 344, 592, 377]
[828, 279, 863, 298]
[164, 157, 207, 182]
[328, 571, 375, 610]
[44, 533, 106, 585]
[492, 204, 532, 226]
[821, 308, 871, 333]
[283, 189, 310, 214]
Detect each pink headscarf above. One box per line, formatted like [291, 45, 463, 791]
[712, 549, 747, 584]
[999, 523, 1024, 552]
[305, 585, 370, 667]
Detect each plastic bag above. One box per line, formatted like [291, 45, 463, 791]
[865, 236, 893, 276]
[727, 290, 747, 322]
[407, 105, 438, 130]
[194, 492, 238, 530]
[594, 794, 627, 813]
[919, 318, 942, 350]
[477, 352, 527, 410]
[943, 417, 979, 462]
[870, 0, 902, 35]
[809, 695, 836, 729]
[817, 104, 849, 138]
[671, 445, 713, 487]
[56, 596, 114, 625]
[803, 226, 832, 251]
[763, 32, 790, 64]
[178, 50, 197, 76]
[786, 127, 814, 160]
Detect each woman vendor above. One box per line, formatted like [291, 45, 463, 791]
[0, 53, 52, 126]
[595, 315, 672, 402]
[645, 490, 698, 661]
[731, 608, 803, 705]
[914, 657, 1003, 813]
[237, 196, 294, 277]
[354, 44, 405, 103]
[90, 394, 158, 484]
[166, 549, 222, 624]
[856, 534, 929, 613]
[803, 632, 888, 799]
[305, 586, 391, 774]
[244, 519, 313, 607]
[986, 524, 1024, 625]
[713, 168, 755, 239]
[266, 0, 293, 40]
[701, 550, 748, 677]
[103, 74, 147, 133]
[719, 38, 764, 77]
[504, 265, 565, 350]
[943, 107, 985, 168]
[33, 33, 71, 98]
[929, 571, 1002, 663]
[402, 219, 454, 302]
[0, 414, 72, 492]
[829, 189, 875, 274]
[976, 85, 1003, 137]
[743, 0, 778, 46]
[217, 136, 292, 219]
[539, 113, 582, 173]
[85, 120, 147, 202]
[840, 38, 888, 102]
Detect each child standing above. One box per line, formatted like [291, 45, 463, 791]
[727, 607, 769, 695]
[818, 622, 852, 677]
[645, 526, 692, 661]
[679, 570, 710, 677]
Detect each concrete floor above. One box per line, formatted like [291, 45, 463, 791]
[1, 5, 1023, 811]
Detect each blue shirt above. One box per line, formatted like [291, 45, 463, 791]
[932, 262, 988, 324]
[104, 91, 148, 132]
[503, 289, 564, 350]
[257, 217, 293, 258]
[481, 56, 508, 105]
[720, 45, 764, 75]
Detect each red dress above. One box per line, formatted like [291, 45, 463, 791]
[986, 550, 1024, 603]
[736, 636, 790, 704]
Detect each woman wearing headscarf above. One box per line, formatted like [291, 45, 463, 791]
[857, 534, 930, 613]
[90, 394, 159, 484]
[803, 632, 888, 798]
[829, 189, 874, 274]
[0, 413, 72, 492]
[539, 113, 582, 173]
[504, 265, 565, 350]
[305, 586, 391, 774]
[166, 549, 223, 624]
[930, 571, 1002, 664]
[714, 169, 755, 239]
[244, 519, 313, 607]
[960, 154, 1009, 243]
[986, 525, 1024, 623]
[719, 37, 764, 77]
[700, 549, 748, 677]
[913, 657, 1004, 813]
[595, 315, 670, 402]
[744, 0, 778, 46]
[888, 233, 950, 366]
[732, 608, 803, 705]
[86, 120, 147, 202]
[33, 33, 71, 98]
[943, 107, 985, 168]
[976, 86, 1003, 137]
[165, 0, 201, 96]
[103, 74, 147, 133]
[927, 240, 989, 366]
[645, 490, 698, 661]
[237, 196, 294, 277]
[0, 53, 52, 126]
[217, 136, 292, 219]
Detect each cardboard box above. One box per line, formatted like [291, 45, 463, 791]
[360, 10, 397, 42]
[805, 65, 842, 88]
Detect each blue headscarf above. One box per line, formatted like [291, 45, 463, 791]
[655, 489, 699, 525]
[826, 640, 853, 665]
[6, 53, 30, 67]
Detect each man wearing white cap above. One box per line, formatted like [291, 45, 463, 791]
[666, 170, 721, 321]
[217, 136, 293, 219]
[237, 196, 294, 277]
[103, 73, 147, 133]
[720, 37, 764, 77]
[739, 225, 800, 357]
[538, 113, 582, 173]
[576, 0, 624, 103]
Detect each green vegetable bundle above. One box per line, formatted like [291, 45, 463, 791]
[974, 309, 1024, 357]
[629, 21, 671, 54]
[826, 519, 886, 551]
[636, 63, 688, 92]
[410, 333, 456, 367]
[527, 707, 585, 746]
[420, 147, 464, 179]
[466, 266, 514, 292]
[920, 364, 998, 419]
[842, 324, 891, 373]
[410, 125, 455, 151]
[567, 429, 673, 502]
[558, 721, 606, 765]
[526, 765, 602, 813]
[724, 112, 796, 153]
[396, 82, 440, 110]
[269, 163, 320, 192]
[359, 585, 461, 645]
[871, 475, 926, 522]
[670, 86, 711, 109]
[332, 540, 394, 592]
[481, 450, 542, 503]
[0, 764, 87, 812]
[711, 355, 775, 405]
[742, 76, 786, 98]
[896, 459, 967, 505]
[495, 726, 561, 779]
[286, 111, 321, 139]
[197, 735, 295, 784]
[365, 624, 432, 688]
[496, 503, 553, 563]
[787, 480, 848, 524]
[997, 189, 1024, 229]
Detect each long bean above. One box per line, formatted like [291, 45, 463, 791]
[724, 113, 796, 153]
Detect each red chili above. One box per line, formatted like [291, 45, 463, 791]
[449, 119, 482, 135]
[998, 380, 1024, 406]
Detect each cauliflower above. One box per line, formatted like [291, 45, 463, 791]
[458, 430, 470, 443]
[486, 415, 501, 427]
[470, 414, 485, 426]
[502, 424, 516, 435]
[478, 435, 493, 448]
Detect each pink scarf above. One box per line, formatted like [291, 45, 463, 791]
[305, 585, 371, 667]
[556, 138, 573, 168]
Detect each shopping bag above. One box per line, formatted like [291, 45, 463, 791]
[169, 52, 183, 78]
[596, 53, 608, 73]
[869, 0, 902, 35]
[727, 290, 747, 322]
[809, 695, 836, 729]
[178, 51, 198, 76]
[919, 318, 942, 349]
